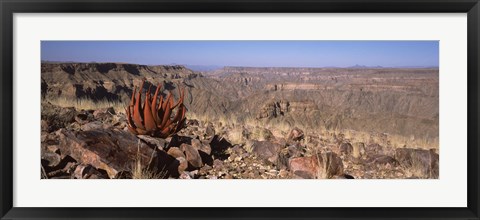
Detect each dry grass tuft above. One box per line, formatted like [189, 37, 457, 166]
[243, 140, 255, 154]
[185, 106, 439, 154]
[401, 157, 430, 179]
[226, 128, 246, 145]
[389, 134, 439, 150]
[131, 140, 167, 179]
[44, 96, 125, 113]
[187, 111, 213, 125]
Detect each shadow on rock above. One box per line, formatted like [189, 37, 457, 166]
[209, 135, 232, 161]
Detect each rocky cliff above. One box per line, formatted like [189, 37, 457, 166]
[41, 62, 201, 102]
[42, 63, 439, 139]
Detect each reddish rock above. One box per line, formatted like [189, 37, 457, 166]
[192, 138, 211, 155]
[180, 143, 203, 168]
[55, 128, 155, 178]
[167, 147, 186, 159]
[251, 141, 282, 164]
[289, 152, 344, 179]
[289, 156, 318, 179]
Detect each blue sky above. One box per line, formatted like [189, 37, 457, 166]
[41, 41, 439, 68]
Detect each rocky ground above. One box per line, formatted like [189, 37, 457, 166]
[41, 102, 439, 179]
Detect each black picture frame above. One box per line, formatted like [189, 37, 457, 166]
[1, 0, 479, 219]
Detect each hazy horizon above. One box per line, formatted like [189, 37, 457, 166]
[41, 41, 439, 68]
[40, 60, 439, 69]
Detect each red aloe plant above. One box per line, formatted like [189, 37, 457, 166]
[125, 79, 186, 138]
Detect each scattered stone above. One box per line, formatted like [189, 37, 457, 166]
[40, 100, 439, 180]
[74, 164, 110, 179]
[41, 103, 77, 132]
[192, 138, 212, 155]
[167, 147, 186, 159]
[395, 148, 439, 178]
[205, 123, 215, 137]
[46, 145, 61, 154]
[289, 156, 318, 179]
[179, 171, 193, 179]
[138, 135, 167, 150]
[41, 120, 49, 131]
[288, 152, 344, 179]
[180, 143, 203, 168]
[55, 128, 156, 178]
[287, 127, 304, 141]
[368, 155, 398, 166]
[42, 155, 77, 178]
[174, 157, 188, 175]
[74, 112, 91, 124]
[93, 107, 115, 120]
[191, 138, 202, 150]
[167, 135, 192, 148]
[230, 145, 247, 155]
[339, 142, 353, 155]
[41, 152, 62, 167]
[278, 169, 289, 178]
[81, 121, 110, 131]
[287, 144, 303, 158]
[186, 119, 199, 126]
[333, 174, 355, 179]
[366, 143, 383, 154]
[276, 151, 290, 170]
[213, 159, 224, 169]
[251, 141, 282, 165]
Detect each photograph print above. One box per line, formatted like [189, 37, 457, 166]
[40, 41, 439, 179]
